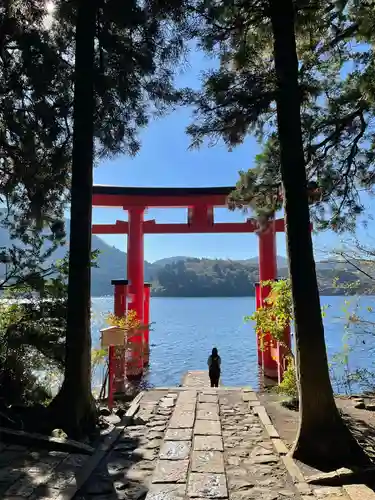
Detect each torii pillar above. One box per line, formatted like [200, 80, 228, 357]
[257, 219, 279, 379]
[110, 279, 128, 394]
[126, 207, 145, 378]
[112, 279, 128, 317]
[143, 283, 151, 367]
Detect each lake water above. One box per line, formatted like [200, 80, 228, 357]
[91, 296, 375, 392]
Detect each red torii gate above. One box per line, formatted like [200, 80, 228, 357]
[92, 185, 290, 388]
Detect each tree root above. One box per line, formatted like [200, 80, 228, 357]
[0, 427, 94, 454]
[47, 385, 98, 441]
[307, 466, 375, 486]
[291, 417, 372, 472]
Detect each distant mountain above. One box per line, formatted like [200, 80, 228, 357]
[0, 221, 156, 297]
[152, 255, 289, 268]
[240, 255, 289, 268]
[89, 236, 156, 296]
[66, 225, 158, 296]
[152, 256, 190, 267]
[0, 218, 367, 296]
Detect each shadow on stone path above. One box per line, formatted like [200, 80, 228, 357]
[74, 390, 177, 500]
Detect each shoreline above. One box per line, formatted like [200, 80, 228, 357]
[91, 293, 374, 298]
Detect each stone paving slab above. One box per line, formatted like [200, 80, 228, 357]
[0, 447, 71, 499]
[148, 386, 309, 500]
[174, 402, 197, 411]
[197, 403, 219, 411]
[178, 390, 197, 400]
[182, 371, 211, 387]
[73, 390, 178, 499]
[159, 441, 191, 460]
[169, 411, 195, 429]
[193, 436, 223, 452]
[146, 483, 187, 499]
[152, 459, 189, 483]
[187, 472, 228, 498]
[165, 428, 193, 441]
[191, 450, 225, 473]
[198, 394, 218, 404]
[194, 420, 221, 436]
[196, 409, 219, 421]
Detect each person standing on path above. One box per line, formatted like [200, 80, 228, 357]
[207, 347, 221, 387]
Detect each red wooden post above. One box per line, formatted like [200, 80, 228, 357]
[127, 207, 145, 320]
[143, 283, 151, 367]
[111, 279, 128, 317]
[254, 282, 263, 366]
[108, 345, 115, 410]
[126, 207, 145, 378]
[258, 219, 279, 379]
[267, 279, 292, 383]
[111, 279, 128, 393]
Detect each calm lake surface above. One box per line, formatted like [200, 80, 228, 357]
[91, 296, 375, 391]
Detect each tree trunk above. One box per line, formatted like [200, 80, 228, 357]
[270, 0, 369, 470]
[48, 0, 98, 438]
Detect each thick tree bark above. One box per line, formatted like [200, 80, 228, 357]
[48, 0, 98, 438]
[270, 0, 369, 470]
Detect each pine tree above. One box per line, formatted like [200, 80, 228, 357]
[45, 0, 98, 438]
[0, 1, 71, 230]
[46, 0, 190, 437]
[270, 0, 368, 470]
[187, 0, 369, 468]
[2, 0, 190, 436]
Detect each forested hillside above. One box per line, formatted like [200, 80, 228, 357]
[151, 258, 371, 297]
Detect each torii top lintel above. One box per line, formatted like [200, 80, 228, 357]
[92, 185, 234, 208]
[92, 184, 286, 234]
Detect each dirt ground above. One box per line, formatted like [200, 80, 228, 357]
[258, 391, 375, 477]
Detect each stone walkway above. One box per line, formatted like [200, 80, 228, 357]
[71, 385, 307, 500]
[74, 383, 355, 500]
[146, 388, 302, 500]
[1, 379, 360, 499]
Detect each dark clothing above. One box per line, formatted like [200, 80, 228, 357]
[209, 370, 220, 387]
[208, 354, 221, 387]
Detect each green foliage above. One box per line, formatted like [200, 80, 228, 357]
[276, 357, 298, 399]
[52, 0, 190, 158]
[91, 348, 107, 398]
[329, 335, 357, 396]
[255, 271, 375, 397]
[0, 249, 101, 406]
[1, 0, 191, 261]
[0, 1, 71, 228]
[0, 224, 67, 291]
[249, 279, 293, 349]
[186, 0, 375, 231]
[249, 280, 297, 397]
[0, 256, 68, 406]
[329, 295, 375, 395]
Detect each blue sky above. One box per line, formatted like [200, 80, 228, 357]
[91, 48, 375, 263]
